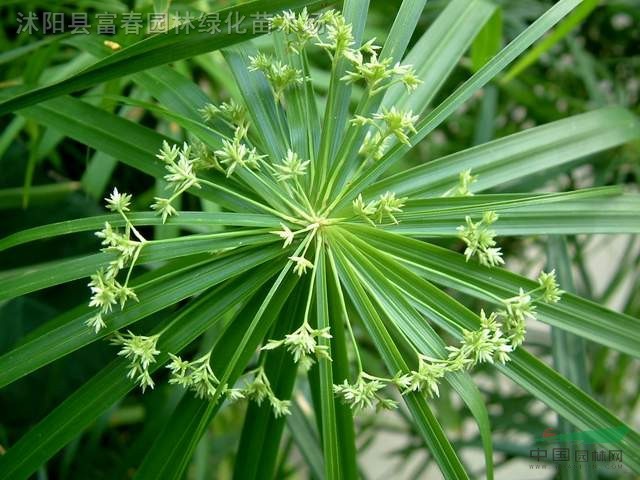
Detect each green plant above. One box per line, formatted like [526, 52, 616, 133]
[0, 0, 639, 478]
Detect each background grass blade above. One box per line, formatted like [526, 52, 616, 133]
[501, 0, 600, 83]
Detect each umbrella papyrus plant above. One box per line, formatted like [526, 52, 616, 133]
[0, 0, 639, 478]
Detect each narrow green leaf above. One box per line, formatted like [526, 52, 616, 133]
[0, 246, 284, 389]
[0, 266, 279, 480]
[385, 192, 640, 236]
[0, 211, 280, 252]
[274, 31, 315, 161]
[379, 0, 428, 65]
[361, 107, 640, 202]
[332, 0, 586, 210]
[314, 245, 341, 479]
[330, 247, 469, 480]
[348, 225, 640, 359]
[326, 256, 359, 479]
[0, 231, 276, 301]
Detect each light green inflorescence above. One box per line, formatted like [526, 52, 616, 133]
[86, 8, 563, 417]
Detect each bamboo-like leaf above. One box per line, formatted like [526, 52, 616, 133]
[329, 247, 470, 480]
[379, 0, 428, 65]
[273, 32, 317, 162]
[348, 224, 640, 359]
[222, 46, 311, 214]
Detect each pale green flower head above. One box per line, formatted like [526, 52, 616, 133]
[262, 322, 331, 369]
[150, 197, 177, 224]
[458, 212, 504, 267]
[289, 255, 314, 276]
[538, 269, 564, 303]
[333, 373, 388, 412]
[399, 354, 447, 397]
[105, 187, 132, 213]
[274, 149, 310, 182]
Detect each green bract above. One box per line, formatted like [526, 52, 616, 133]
[0, 1, 639, 479]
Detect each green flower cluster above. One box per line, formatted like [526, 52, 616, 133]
[263, 321, 332, 371]
[353, 191, 407, 225]
[458, 210, 504, 267]
[167, 354, 290, 418]
[86, 189, 145, 333]
[334, 270, 563, 412]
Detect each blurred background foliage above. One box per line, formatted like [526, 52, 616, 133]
[0, 0, 638, 478]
